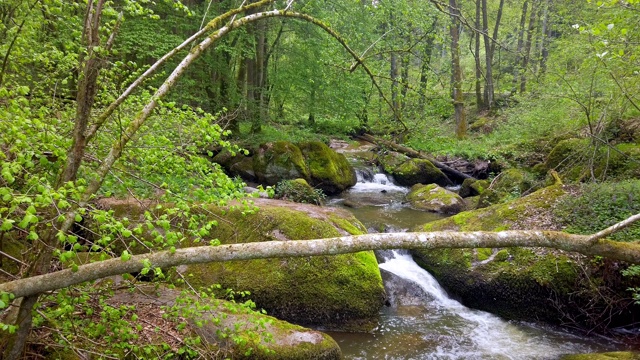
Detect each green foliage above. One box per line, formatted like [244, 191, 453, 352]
[554, 180, 640, 241]
[274, 179, 325, 205]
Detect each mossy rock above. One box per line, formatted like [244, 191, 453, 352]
[459, 178, 490, 198]
[468, 116, 494, 133]
[477, 168, 535, 208]
[546, 138, 590, 170]
[178, 199, 385, 331]
[275, 178, 324, 205]
[45, 284, 342, 360]
[415, 184, 567, 233]
[377, 151, 410, 173]
[298, 141, 357, 195]
[608, 143, 640, 178]
[543, 138, 635, 182]
[254, 141, 310, 186]
[406, 184, 465, 214]
[230, 156, 257, 182]
[411, 184, 640, 329]
[561, 352, 640, 360]
[391, 159, 452, 187]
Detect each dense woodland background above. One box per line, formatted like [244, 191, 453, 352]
[1, 0, 640, 358]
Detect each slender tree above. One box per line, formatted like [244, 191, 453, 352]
[449, 0, 466, 138]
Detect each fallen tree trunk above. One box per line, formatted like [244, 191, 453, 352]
[2, 214, 640, 299]
[357, 133, 473, 182]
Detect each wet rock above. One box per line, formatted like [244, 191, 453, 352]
[377, 151, 410, 174]
[459, 178, 490, 198]
[177, 199, 385, 331]
[411, 185, 640, 332]
[254, 141, 310, 186]
[392, 159, 452, 187]
[298, 141, 357, 195]
[406, 184, 465, 214]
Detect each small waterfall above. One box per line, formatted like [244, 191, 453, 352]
[350, 169, 408, 194]
[375, 250, 616, 360]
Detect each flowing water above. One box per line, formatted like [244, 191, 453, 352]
[326, 164, 623, 359]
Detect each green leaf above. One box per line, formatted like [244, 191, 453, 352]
[0, 219, 14, 231]
[75, 214, 82, 222]
[121, 250, 131, 261]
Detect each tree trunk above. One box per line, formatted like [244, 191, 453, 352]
[520, 0, 539, 93]
[474, 0, 485, 111]
[418, 21, 436, 114]
[390, 52, 399, 121]
[513, 0, 529, 94]
[449, 0, 466, 139]
[481, 0, 495, 109]
[400, 52, 410, 112]
[538, 0, 551, 77]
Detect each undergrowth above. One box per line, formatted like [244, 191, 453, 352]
[554, 180, 640, 242]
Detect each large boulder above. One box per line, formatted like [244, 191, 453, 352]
[46, 284, 342, 360]
[377, 151, 410, 173]
[411, 185, 640, 331]
[253, 142, 310, 185]
[392, 159, 452, 187]
[298, 141, 357, 195]
[178, 199, 386, 331]
[406, 184, 465, 214]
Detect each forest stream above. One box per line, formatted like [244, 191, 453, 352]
[324, 165, 624, 359]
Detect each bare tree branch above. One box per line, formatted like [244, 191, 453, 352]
[2, 213, 640, 299]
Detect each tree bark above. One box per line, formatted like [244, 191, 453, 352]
[3, 214, 640, 299]
[449, 0, 466, 139]
[418, 21, 437, 114]
[513, 0, 529, 93]
[520, 0, 539, 93]
[538, 0, 551, 77]
[474, 0, 484, 111]
[481, 0, 495, 109]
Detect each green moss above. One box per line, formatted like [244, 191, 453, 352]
[410, 185, 596, 323]
[298, 141, 356, 195]
[546, 138, 590, 170]
[378, 151, 410, 173]
[328, 214, 366, 235]
[180, 204, 385, 331]
[407, 184, 464, 214]
[476, 248, 493, 262]
[420, 184, 567, 232]
[561, 352, 640, 360]
[253, 141, 310, 185]
[393, 159, 451, 187]
[494, 249, 509, 261]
